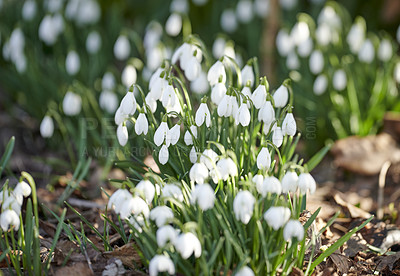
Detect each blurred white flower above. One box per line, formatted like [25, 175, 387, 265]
[358, 39, 374, 63]
[86, 31, 101, 54]
[185, 55, 201, 81]
[192, 0, 208, 5]
[99, 90, 118, 113]
[217, 158, 237, 181]
[297, 173, 316, 195]
[252, 84, 267, 109]
[280, 0, 297, 10]
[117, 124, 129, 146]
[235, 103, 251, 126]
[394, 62, 400, 83]
[149, 255, 175, 276]
[264, 206, 291, 230]
[318, 6, 341, 29]
[121, 64, 137, 88]
[196, 103, 211, 127]
[283, 220, 304, 241]
[236, 0, 254, 23]
[184, 125, 197, 145]
[347, 21, 365, 54]
[114, 35, 131, 60]
[291, 21, 310, 46]
[121, 91, 137, 115]
[22, 0, 37, 21]
[191, 184, 215, 210]
[208, 60, 226, 86]
[258, 176, 282, 196]
[190, 146, 197, 163]
[276, 29, 294, 57]
[70, 0, 100, 25]
[39, 14, 64, 45]
[150, 206, 174, 227]
[159, 145, 169, 165]
[0, 209, 20, 231]
[144, 21, 163, 50]
[162, 184, 184, 201]
[281, 171, 299, 193]
[273, 85, 288, 108]
[233, 191, 255, 224]
[235, 266, 255, 276]
[40, 116, 54, 138]
[272, 126, 284, 147]
[175, 232, 202, 259]
[254, 0, 270, 18]
[282, 113, 296, 136]
[170, 0, 189, 13]
[200, 149, 218, 170]
[257, 147, 271, 170]
[157, 225, 179, 247]
[165, 13, 182, 36]
[252, 174, 264, 187]
[221, 9, 238, 33]
[102, 72, 116, 90]
[315, 23, 332, 46]
[136, 180, 155, 204]
[63, 91, 82, 116]
[45, 0, 63, 13]
[190, 163, 209, 184]
[309, 50, 324, 75]
[286, 51, 299, 70]
[297, 38, 313, 58]
[332, 69, 347, 91]
[313, 74, 328, 96]
[378, 39, 392, 62]
[65, 51, 80, 75]
[241, 64, 254, 87]
[191, 71, 209, 94]
[211, 82, 227, 105]
[119, 196, 150, 220]
[213, 37, 226, 59]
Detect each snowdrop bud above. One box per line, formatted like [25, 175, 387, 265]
[309, 50, 324, 75]
[191, 71, 209, 94]
[264, 207, 291, 230]
[159, 145, 169, 165]
[217, 158, 238, 181]
[233, 191, 255, 224]
[252, 84, 267, 109]
[162, 184, 184, 201]
[149, 255, 175, 276]
[358, 39, 374, 63]
[272, 126, 284, 147]
[40, 116, 54, 138]
[121, 65, 137, 88]
[184, 125, 197, 145]
[211, 82, 227, 105]
[297, 38, 313, 57]
[175, 232, 202, 259]
[236, 0, 254, 23]
[117, 124, 128, 146]
[347, 21, 365, 53]
[168, 124, 180, 145]
[241, 64, 254, 87]
[165, 13, 182, 36]
[221, 9, 238, 33]
[150, 206, 174, 227]
[200, 149, 218, 170]
[378, 39, 392, 62]
[313, 75, 328, 95]
[235, 266, 255, 276]
[121, 91, 137, 115]
[208, 60, 226, 86]
[0, 209, 20, 231]
[281, 171, 298, 193]
[190, 146, 197, 163]
[22, 0, 37, 21]
[257, 147, 271, 170]
[63, 91, 82, 116]
[276, 30, 294, 57]
[157, 225, 178, 247]
[86, 31, 101, 54]
[283, 220, 304, 241]
[14, 181, 31, 198]
[191, 184, 215, 210]
[135, 113, 149, 135]
[114, 35, 130, 60]
[99, 91, 118, 113]
[298, 173, 316, 195]
[258, 176, 282, 196]
[332, 69, 347, 91]
[235, 104, 251, 126]
[273, 85, 289, 108]
[65, 51, 80, 75]
[136, 180, 155, 204]
[185, 56, 201, 81]
[190, 163, 209, 184]
[196, 103, 211, 127]
[282, 113, 296, 136]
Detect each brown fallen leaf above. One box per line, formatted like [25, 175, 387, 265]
[329, 252, 352, 274]
[333, 193, 371, 219]
[53, 262, 94, 276]
[342, 233, 368, 258]
[103, 242, 142, 269]
[376, 251, 400, 273]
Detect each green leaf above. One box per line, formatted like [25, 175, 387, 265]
[0, 136, 15, 178]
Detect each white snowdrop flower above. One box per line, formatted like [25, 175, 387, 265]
[150, 206, 174, 227]
[252, 174, 264, 188]
[394, 62, 400, 83]
[241, 85, 252, 100]
[121, 91, 137, 115]
[0, 209, 20, 231]
[318, 5, 341, 28]
[114, 35, 130, 60]
[159, 145, 169, 165]
[291, 21, 310, 46]
[107, 189, 132, 214]
[144, 94, 157, 114]
[168, 124, 180, 145]
[149, 67, 164, 89]
[309, 50, 324, 75]
[241, 64, 254, 87]
[235, 266, 255, 276]
[191, 184, 215, 211]
[157, 225, 179, 247]
[99, 90, 118, 113]
[358, 39, 375, 63]
[378, 39, 392, 62]
[258, 176, 282, 196]
[191, 71, 209, 95]
[147, 46, 166, 71]
[175, 232, 202, 259]
[212, 37, 226, 59]
[22, 0, 37, 21]
[190, 163, 209, 184]
[298, 173, 316, 195]
[280, 0, 297, 10]
[276, 29, 294, 57]
[119, 196, 150, 220]
[223, 42, 236, 61]
[257, 147, 271, 170]
[235, 103, 251, 126]
[165, 13, 182, 36]
[171, 42, 189, 65]
[233, 191, 255, 224]
[281, 171, 299, 193]
[297, 37, 313, 57]
[195, 103, 211, 127]
[211, 82, 227, 105]
[221, 9, 238, 33]
[114, 107, 128, 125]
[2, 195, 22, 215]
[272, 126, 284, 147]
[150, 76, 167, 100]
[236, 0, 254, 23]
[332, 69, 347, 91]
[251, 84, 267, 109]
[102, 72, 116, 90]
[190, 146, 198, 163]
[170, 0, 189, 13]
[117, 124, 129, 146]
[154, 122, 170, 147]
[185, 56, 201, 81]
[40, 116, 54, 138]
[162, 184, 184, 202]
[209, 167, 222, 183]
[86, 31, 101, 54]
[283, 220, 304, 241]
[264, 206, 291, 230]
[282, 113, 296, 136]
[347, 21, 365, 54]
[39, 14, 64, 45]
[149, 255, 175, 276]
[136, 180, 155, 204]
[286, 51, 299, 70]
[208, 60, 226, 86]
[180, 44, 203, 71]
[161, 84, 178, 108]
[313, 75, 328, 96]
[135, 113, 149, 135]
[14, 181, 31, 199]
[315, 23, 332, 46]
[65, 51, 80, 76]
[200, 149, 218, 170]
[63, 91, 82, 116]
[184, 125, 197, 145]
[258, 101, 275, 125]
[121, 65, 137, 88]
[74, 0, 101, 25]
[217, 94, 231, 117]
[217, 158, 238, 181]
